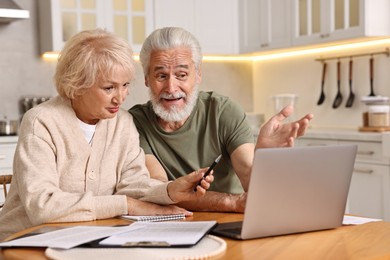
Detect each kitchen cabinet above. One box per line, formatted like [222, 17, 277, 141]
[154, 0, 390, 55]
[38, 0, 154, 54]
[297, 136, 390, 221]
[37, 0, 390, 56]
[153, 0, 291, 54]
[292, 0, 390, 46]
[153, 0, 239, 55]
[239, 0, 291, 53]
[348, 162, 390, 220]
[340, 140, 390, 221]
[0, 136, 17, 205]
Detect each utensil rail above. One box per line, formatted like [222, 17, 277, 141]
[315, 48, 390, 62]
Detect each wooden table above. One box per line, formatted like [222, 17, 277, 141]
[2, 212, 390, 259]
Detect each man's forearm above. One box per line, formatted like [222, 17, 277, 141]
[176, 191, 245, 213]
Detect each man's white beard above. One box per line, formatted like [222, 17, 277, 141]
[150, 85, 199, 123]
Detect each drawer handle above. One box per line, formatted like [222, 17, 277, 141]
[0, 155, 5, 160]
[353, 168, 373, 174]
[305, 143, 328, 146]
[357, 150, 375, 156]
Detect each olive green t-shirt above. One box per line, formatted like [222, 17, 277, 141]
[129, 91, 254, 194]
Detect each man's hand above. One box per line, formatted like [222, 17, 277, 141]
[256, 105, 313, 148]
[167, 168, 214, 203]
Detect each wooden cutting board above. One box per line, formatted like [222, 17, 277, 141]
[358, 126, 390, 132]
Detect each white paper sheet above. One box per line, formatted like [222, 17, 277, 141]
[99, 221, 217, 247]
[0, 225, 132, 249]
[343, 215, 382, 225]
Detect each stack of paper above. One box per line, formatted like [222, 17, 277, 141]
[0, 221, 217, 249]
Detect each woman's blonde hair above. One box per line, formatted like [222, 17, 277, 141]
[55, 28, 135, 99]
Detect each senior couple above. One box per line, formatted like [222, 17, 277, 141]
[0, 27, 313, 240]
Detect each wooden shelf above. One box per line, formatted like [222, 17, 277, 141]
[358, 126, 390, 132]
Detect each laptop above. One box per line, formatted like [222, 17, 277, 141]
[211, 144, 357, 240]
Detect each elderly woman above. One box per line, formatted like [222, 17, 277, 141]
[0, 28, 213, 241]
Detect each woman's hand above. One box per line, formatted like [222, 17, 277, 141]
[126, 197, 193, 216]
[256, 105, 313, 148]
[167, 168, 214, 203]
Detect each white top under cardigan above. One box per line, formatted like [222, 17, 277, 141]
[77, 118, 96, 145]
[0, 96, 173, 241]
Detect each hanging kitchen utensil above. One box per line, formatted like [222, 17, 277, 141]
[332, 60, 343, 109]
[317, 62, 327, 105]
[345, 59, 355, 108]
[369, 56, 376, 96]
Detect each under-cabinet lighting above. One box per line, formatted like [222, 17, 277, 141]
[0, 8, 30, 20]
[42, 52, 60, 60]
[42, 38, 390, 62]
[201, 55, 253, 62]
[252, 38, 390, 61]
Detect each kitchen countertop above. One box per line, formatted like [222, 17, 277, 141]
[302, 128, 386, 142]
[1, 128, 388, 143]
[0, 136, 18, 144]
[252, 127, 388, 142]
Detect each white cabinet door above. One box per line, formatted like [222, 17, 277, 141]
[0, 139, 17, 206]
[194, 1, 239, 54]
[104, 0, 155, 53]
[340, 140, 390, 165]
[292, 0, 390, 46]
[0, 184, 9, 205]
[297, 137, 390, 221]
[39, 0, 104, 54]
[347, 162, 390, 221]
[38, 0, 153, 54]
[154, 0, 239, 55]
[291, 0, 323, 46]
[0, 143, 17, 175]
[295, 138, 338, 147]
[153, 0, 195, 33]
[239, 0, 291, 53]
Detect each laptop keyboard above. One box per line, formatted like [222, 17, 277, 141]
[223, 227, 242, 235]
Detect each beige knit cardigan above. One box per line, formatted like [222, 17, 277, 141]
[0, 96, 172, 240]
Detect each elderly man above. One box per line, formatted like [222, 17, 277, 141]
[129, 27, 313, 212]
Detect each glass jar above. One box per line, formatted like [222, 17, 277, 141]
[271, 94, 298, 123]
[368, 105, 390, 127]
[361, 96, 389, 127]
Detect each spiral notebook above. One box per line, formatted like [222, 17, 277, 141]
[121, 214, 185, 222]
